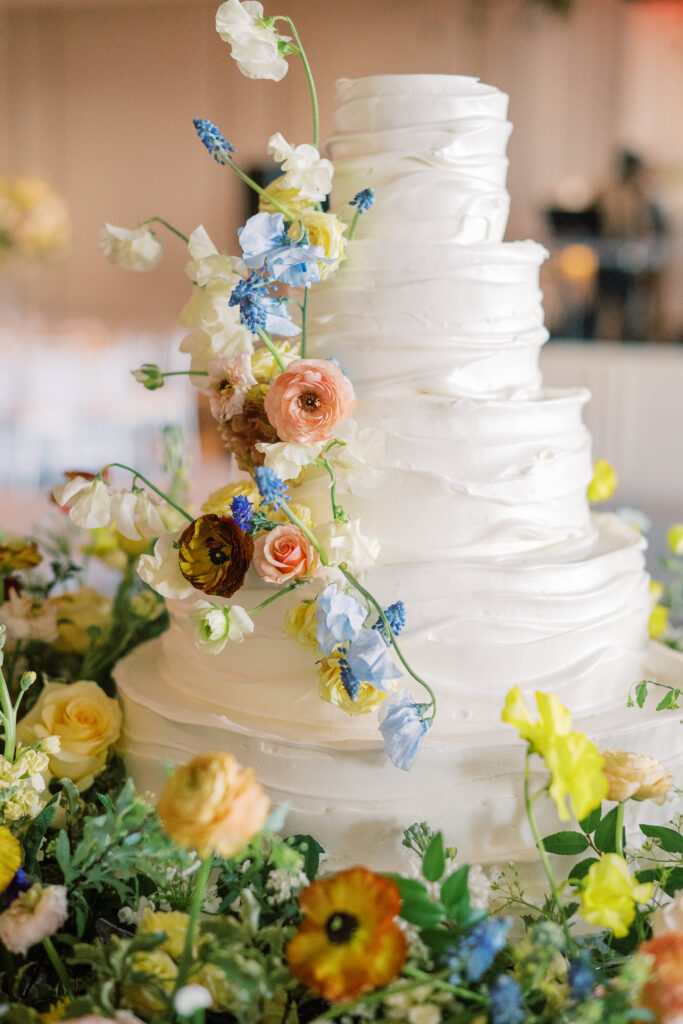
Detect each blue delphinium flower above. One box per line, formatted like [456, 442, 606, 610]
[378, 689, 432, 771]
[230, 495, 254, 533]
[315, 584, 366, 654]
[372, 601, 406, 644]
[254, 467, 290, 507]
[489, 975, 525, 1024]
[2, 867, 31, 908]
[448, 918, 511, 984]
[229, 272, 300, 337]
[345, 629, 402, 691]
[239, 212, 327, 287]
[349, 188, 375, 213]
[339, 654, 361, 701]
[568, 954, 596, 1000]
[193, 118, 235, 164]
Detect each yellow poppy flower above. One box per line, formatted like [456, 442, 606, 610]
[0, 826, 21, 892]
[178, 514, 254, 598]
[287, 867, 406, 1002]
[580, 854, 652, 937]
[587, 459, 617, 503]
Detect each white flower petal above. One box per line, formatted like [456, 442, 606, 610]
[137, 531, 195, 600]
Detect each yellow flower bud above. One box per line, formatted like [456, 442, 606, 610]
[649, 604, 669, 639]
[587, 459, 617, 503]
[667, 523, 683, 555]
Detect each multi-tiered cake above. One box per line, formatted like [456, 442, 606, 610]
[118, 74, 682, 869]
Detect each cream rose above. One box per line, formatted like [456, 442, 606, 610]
[157, 751, 269, 857]
[253, 524, 320, 583]
[290, 210, 346, 278]
[602, 749, 674, 805]
[50, 587, 112, 655]
[17, 680, 122, 792]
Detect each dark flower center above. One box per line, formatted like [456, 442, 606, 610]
[217, 378, 235, 394]
[206, 537, 230, 565]
[324, 911, 359, 945]
[299, 391, 321, 412]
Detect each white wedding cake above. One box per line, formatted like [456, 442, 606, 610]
[117, 74, 682, 869]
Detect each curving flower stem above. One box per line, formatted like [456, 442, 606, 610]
[161, 370, 208, 379]
[248, 581, 299, 615]
[339, 566, 437, 717]
[43, 937, 73, 997]
[316, 456, 344, 521]
[300, 284, 309, 358]
[99, 463, 194, 524]
[0, 658, 16, 762]
[142, 216, 189, 244]
[523, 751, 575, 953]
[615, 800, 626, 859]
[277, 501, 329, 567]
[273, 17, 319, 149]
[347, 207, 362, 241]
[174, 854, 213, 994]
[256, 328, 287, 374]
[226, 158, 296, 221]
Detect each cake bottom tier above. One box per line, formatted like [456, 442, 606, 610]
[117, 640, 683, 871]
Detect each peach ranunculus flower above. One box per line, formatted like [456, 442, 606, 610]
[639, 930, 683, 1023]
[602, 750, 674, 805]
[157, 752, 270, 858]
[253, 524, 320, 584]
[651, 890, 683, 936]
[16, 680, 122, 792]
[0, 884, 68, 955]
[263, 358, 355, 444]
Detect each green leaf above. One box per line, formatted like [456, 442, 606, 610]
[579, 805, 602, 835]
[399, 898, 445, 928]
[640, 824, 683, 854]
[55, 828, 71, 883]
[23, 794, 60, 876]
[595, 806, 620, 853]
[635, 681, 649, 708]
[663, 867, 683, 896]
[656, 688, 681, 711]
[422, 831, 445, 882]
[58, 777, 81, 820]
[287, 835, 324, 880]
[384, 875, 429, 903]
[542, 831, 590, 855]
[440, 864, 470, 909]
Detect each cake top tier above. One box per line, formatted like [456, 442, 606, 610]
[333, 74, 510, 133]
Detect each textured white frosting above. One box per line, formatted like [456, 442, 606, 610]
[118, 74, 679, 870]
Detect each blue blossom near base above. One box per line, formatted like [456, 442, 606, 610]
[447, 917, 512, 983]
[230, 494, 254, 532]
[229, 272, 301, 336]
[489, 974, 526, 1024]
[315, 584, 367, 654]
[193, 117, 235, 164]
[2, 868, 31, 909]
[339, 654, 361, 701]
[568, 954, 596, 1000]
[345, 629, 402, 690]
[254, 466, 290, 507]
[372, 601, 406, 644]
[378, 689, 432, 771]
[349, 188, 375, 213]
[239, 211, 327, 287]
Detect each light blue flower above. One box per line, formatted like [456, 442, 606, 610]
[489, 975, 525, 1024]
[259, 295, 301, 336]
[448, 918, 511, 983]
[239, 212, 288, 268]
[266, 241, 323, 287]
[239, 212, 327, 287]
[315, 584, 366, 655]
[345, 629, 402, 692]
[378, 689, 431, 771]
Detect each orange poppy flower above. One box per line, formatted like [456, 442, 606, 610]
[287, 866, 407, 1003]
[639, 930, 683, 1021]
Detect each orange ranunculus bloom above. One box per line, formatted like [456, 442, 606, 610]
[157, 751, 270, 858]
[287, 866, 407, 1003]
[639, 930, 683, 1022]
[178, 514, 254, 598]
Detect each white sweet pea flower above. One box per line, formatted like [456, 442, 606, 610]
[192, 600, 254, 653]
[53, 475, 112, 530]
[255, 440, 323, 481]
[98, 223, 163, 272]
[110, 490, 167, 541]
[327, 419, 386, 493]
[215, 0, 289, 82]
[137, 531, 196, 600]
[174, 984, 213, 1017]
[316, 519, 380, 574]
[0, 591, 58, 645]
[185, 225, 245, 287]
[268, 133, 333, 202]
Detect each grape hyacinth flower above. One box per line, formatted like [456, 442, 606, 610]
[489, 975, 526, 1024]
[447, 918, 512, 984]
[229, 272, 300, 337]
[345, 630, 402, 690]
[349, 188, 375, 213]
[378, 689, 432, 771]
[193, 118, 235, 164]
[338, 654, 360, 701]
[229, 494, 254, 532]
[568, 954, 596, 1000]
[254, 466, 290, 507]
[372, 601, 406, 644]
[315, 584, 366, 655]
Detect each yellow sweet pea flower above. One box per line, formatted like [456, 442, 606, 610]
[667, 523, 683, 555]
[502, 687, 608, 821]
[587, 459, 617, 503]
[580, 853, 652, 937]
[649, 604, 669, 639]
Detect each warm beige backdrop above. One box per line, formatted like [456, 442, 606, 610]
[1, 0, 682, 332]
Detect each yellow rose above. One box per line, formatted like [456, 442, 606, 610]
[139, 907, 190, 959]
[125, 949, 178, 1015]
[251, 341, 298, 383]
[289, 210, 347, 278]
[157, 752, 270, 858]
[285, 601, 319, 651]
[317, 654, 387, 716]
[80, 527, 127, 572]
[587, 459, 617, 503]
[270, 502, 312, 528]
[16, 680, 122, 792]
[667, 523, 683, 555]
[201, 481, 261, 517]
[50, 587, 112, 654]
[580, 853, 652, 937]
[259, 174, 316, 218]
[602, 749, 673, 805]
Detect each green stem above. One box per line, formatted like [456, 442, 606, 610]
[174, 854, 213, 993]
[227, 159, 295, 220]
[43, 937, 74, 997]
[162, 370, 208, 379]
[142, 217, 189, 244]
[256, 328, 287, 373]
[99, 462, 193, 524]
[339, 567, 437, 715]
[248, 581, 298, 615]
[277, 502, 329, 567]
[316, 457, 343, 521]
[523, 751, 575, 953]
[0, 663, 16, 762]
[301, 284, 309, 358]
[615, 801, 626, 859]
[275, 18, 319, 149]
[312, 969, 485, 1020]
[347, 208, 361, 241]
